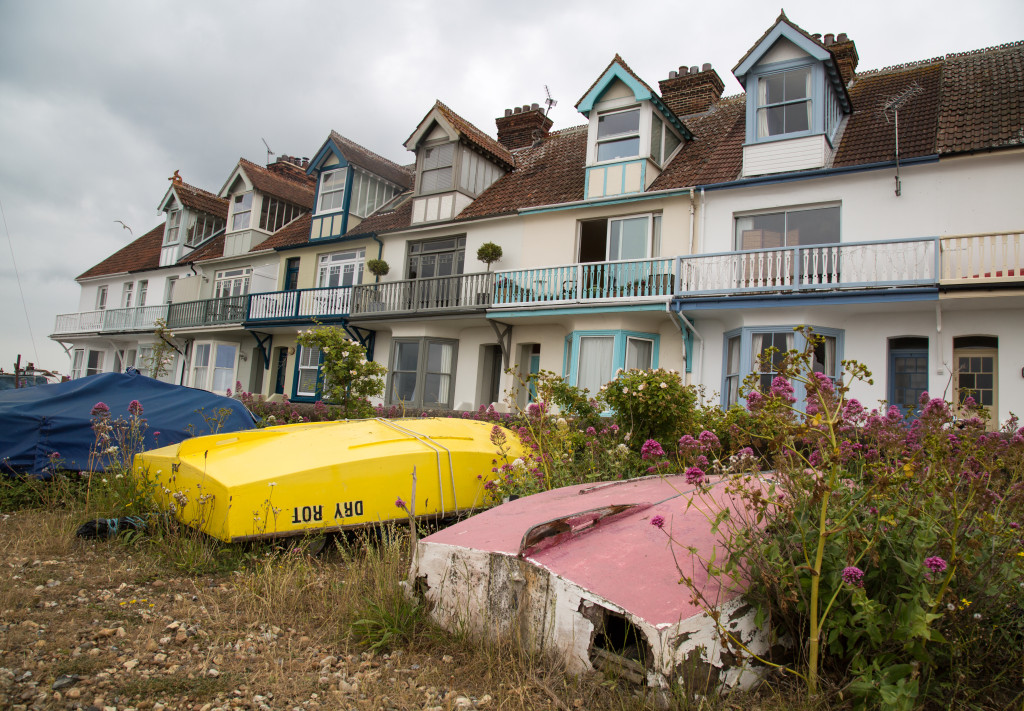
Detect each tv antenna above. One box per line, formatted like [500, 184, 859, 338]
[544, 85, 557, 116]
[261, 137, 275, 165]
[882, 82, 923, 197]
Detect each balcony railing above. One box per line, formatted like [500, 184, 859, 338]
[166, 295, 250, 329]
[939, 231, 1023, 284]
[350, 273, 495, 317]
[52, 305, 168, 336]
[248, 286, 354, 322]
[677, 238, 938, 296]
[492, 258, 675, 307]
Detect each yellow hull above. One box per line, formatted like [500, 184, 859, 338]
[133, 418, 525, 542]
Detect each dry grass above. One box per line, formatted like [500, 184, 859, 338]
[0, 496, 831, 711]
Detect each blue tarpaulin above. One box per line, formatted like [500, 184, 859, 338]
[0, 371, 255, 475]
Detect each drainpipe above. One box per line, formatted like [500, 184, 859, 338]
[687, 188, 696, 255]
[666, 304, 704, 386]
[698, 188, 706, 255]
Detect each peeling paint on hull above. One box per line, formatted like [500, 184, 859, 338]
[415, 475, 772, 692]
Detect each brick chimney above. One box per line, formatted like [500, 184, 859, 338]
[495, 103, 554, 150]
[658, 63, 725, 118]
[829, 33, 859, 85]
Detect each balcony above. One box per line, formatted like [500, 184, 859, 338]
[52, 304, 169, 337]
[166, 295, 249, 329]
[939, 231, 1023, 285]
[350, 273, 495, 317]
[677, 238, 938, 296]
[492, 258, 675, 307]
[247, 286, 353, 323]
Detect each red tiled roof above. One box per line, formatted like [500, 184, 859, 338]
[258, 213, 313, 250]
[833, 61, 942, 167]
[172, 181, 228, 219]
[238, 158, 316, 209]
[458, 126, 588, 218]
[342, 193, 415, 236]
[648, 95, 747, 190]
[180, 232, 225, 263]
[937, 41, 1024, 154]
[431, 101, 515, 168]
[328, 131, 412, 189]
[77, 223, 165, 280]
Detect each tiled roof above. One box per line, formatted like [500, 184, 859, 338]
[77, 223, 164, 280]
[173, 181, 228, 219]
[648, 96, 748, 189]
[238, 158, 316, 209]
[432, 101, 515, 168]
[458, 126, 588, 218]
[937, 42, 1024, 154]
[575, 54, 660, 109]
[180, 232, 225, 263]
[733, 11, 816, 75]
[328, 131, 412, 189]
[833, 61, 942, 167]
[259, 213, 313, 250]
[342, 193, 415, 236]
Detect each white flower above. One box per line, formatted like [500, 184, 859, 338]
[512, 458, 526, 470]
[268, 481, 278, 487]
[350, 369, 357, 375]
[600, 385, 607, 391]
[616, 444, 629, 454]
[660, 382, 668, 389]
[556, 417, 568, 429]
[341, 351, 349, 358]
[638, 383, 646, 391]
[323, 347, 330, 354]
[623, 388, 629, 394]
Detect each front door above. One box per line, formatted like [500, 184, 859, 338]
[889, 347, 928, 417]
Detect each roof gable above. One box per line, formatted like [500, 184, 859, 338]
[220, 159, 316, 209]
[307, 132, 413, 189]
[404, 101, 515, 169]
[158, 180, 229, 219]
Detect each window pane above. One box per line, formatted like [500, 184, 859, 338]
[612, 217, 649, 260]
[597, 109, 640, 138]
[625, 338, 653, 370]
[392, 372, 417, 402]
[397, 342, 419, 371]
[786, 207, 840, 245]
[650, 117, 662, 162]
[784, 68, 810, 101]
[597, 137, 640, 161]
[763, 73, 786, 104]
[212, 345, 237, 393]
[784, 101, 810, 133]
[426, 342, 453, 373]
[577, 336, 614, 395]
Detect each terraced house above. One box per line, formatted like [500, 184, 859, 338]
[53, 14, 1024, 425]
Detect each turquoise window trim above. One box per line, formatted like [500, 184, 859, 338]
[744, 58, 827, 145]
[577, 64, 654, 116]
[310, 165, 353, 240]
[721, 325, 845, 408]
[564, 329, 660, 389]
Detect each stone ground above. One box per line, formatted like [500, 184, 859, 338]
[0, 509, 665, 711]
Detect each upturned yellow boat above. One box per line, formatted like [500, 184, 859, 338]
[133, 418, 526, 542]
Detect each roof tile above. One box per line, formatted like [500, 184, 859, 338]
[239, 158, 316, 209]
[77, 223, 164, 280]
[328, 131, 412, 189]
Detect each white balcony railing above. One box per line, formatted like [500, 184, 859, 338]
[51, 305, 168, 336]
[677, 238, 938, 295]
[939, 231, 1023, 284]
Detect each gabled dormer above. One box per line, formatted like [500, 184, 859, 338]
[404, 101, 514, 225]
[577, 55, 692, 200]
[219, 157, 315, 257]
[306, 131, 412, 241]
[733, 12, 856, 177]
[157, 178, 228, 267]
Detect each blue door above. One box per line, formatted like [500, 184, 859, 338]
[889, 349, 928, 416]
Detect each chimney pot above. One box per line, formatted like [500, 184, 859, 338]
[513, 106, 522, 114]
[658, 64, 725, 117]
[668, 70, 677, 79]
[837, 32, 848, 43]
[678, 66, 688, 75]
[824, 33, 835, 46]
[522, 104, 530, 112]
[702, 62, 711, 72]
[495, 101, 554, 150]
[689, 65, 699, 74]
[504, 108, 512, 117]
[530, 102, 539, 111]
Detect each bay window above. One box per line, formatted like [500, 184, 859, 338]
[565, 330, 659, 395]
[259, 196, 303, 232]
[722, 327, 842, 408]
[190, 342, 238, 394]
[388, 338, 458, 409]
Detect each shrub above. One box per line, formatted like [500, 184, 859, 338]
[602, 368, 697, 450]
[295, 327, 386, 418]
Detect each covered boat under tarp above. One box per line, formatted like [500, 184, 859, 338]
[0, 371, 255, 474]
[134, 418, 526, 542]
[414, 475, 772, 692]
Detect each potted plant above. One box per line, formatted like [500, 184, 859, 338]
[476, 242, 503, 271]
[366, 259, 390, 282]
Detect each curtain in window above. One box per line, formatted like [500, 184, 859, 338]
[424, 342, 453, 404]
[757, 79, 769, 137]
[212, 345, 237, 394]
[577, 336, 614, 395]
[625, 338, 653, 370]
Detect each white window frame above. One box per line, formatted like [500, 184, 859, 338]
[214, 267, 252, 299]
[122, 281, 134, 308]
[86, 350, 104, 377]
[137, 280, 148, 307]
[595, 106, 641, 163]
[96, 285, 108, 311]
[164, 277, 177, 304]
[71, 349, 84, 379]
[317, 168, 347, 214]
[190, 341, 238, 394]
[317, 249, 365, 288]
[231, 192, 253, 231]
[295, 345, 322, 398]
[164, 209, 182, 245]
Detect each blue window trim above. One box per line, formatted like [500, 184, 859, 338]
[887, 342, 930, 418]
[310, 163, 353, 240]
[564, 329, 660, 389]
[743, 57, 827, 146]
[721, 325, 845, 408]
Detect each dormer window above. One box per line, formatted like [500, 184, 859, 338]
[650, 116, 682, 166]
[756, 67, 811, 138]
[596, 108, 641, 161]
[164, 210, 181, 245]
[317, 169, 346, 213]
[231, 192, 252, 230]
[419, 142, 455, 193]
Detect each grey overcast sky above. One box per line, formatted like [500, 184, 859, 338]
[1, 0, 1021, 375]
